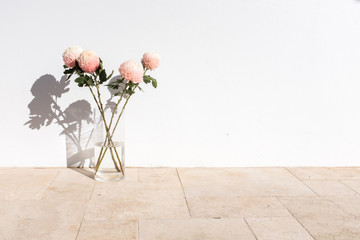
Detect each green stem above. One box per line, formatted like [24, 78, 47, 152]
[96, 83, 139, 169]
[110, 93, 131, 139]
[94, 79, 124, 174]
[93, 69, 147, 174]
[109, 93, 125, 129]
[94, 92, 124, 165]
[87, 84, 122, 174]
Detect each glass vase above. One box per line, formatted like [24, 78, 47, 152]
[94, 106, 125, 182]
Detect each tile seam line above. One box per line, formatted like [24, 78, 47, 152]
[176, 168, 192, 217]
[339, 180, 360, 194]
[276, 196, 316, 240]
[41, 168, 60, 199]
[137, 220, 140, 240]
[243, 217, 259, 240]
[285, 167, 319, 196]
[75, 181, 97, 240]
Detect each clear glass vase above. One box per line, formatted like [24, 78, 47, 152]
[94, 106, 125, 182]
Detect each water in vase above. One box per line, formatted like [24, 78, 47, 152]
[94, 141, 125, 182]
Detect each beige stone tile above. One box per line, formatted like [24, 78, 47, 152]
[77, 220, 137, 240]
[287, 167, 360, 180]
[93, 178, 185, 199]
[139, 218, 256, 240]
[303, 180, 357, 196]
[187, 197, 291, 218]
[124, 167, 139, 182]
[279, 196, 360, 240]
[43, 168, 95, 200]
[0, 168, 59, 200]
[85, 181, 189, 220]
[178, 168, 315, 197]
[0, 198, 86, 240]
[325, 195, 360, 217]
[341, 180, 360, 193]
[138, 167, 179, 182]
[245, 216, 314, 240]
[302, 217, 360, 240]
[278, 196, 350, 219]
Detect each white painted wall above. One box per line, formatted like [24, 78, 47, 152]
[1, 0, 360, 167]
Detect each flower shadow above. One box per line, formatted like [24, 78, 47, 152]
[104, 74, 126, 111]
[25, 74, 95, 168]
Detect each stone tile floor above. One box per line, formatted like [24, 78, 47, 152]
[1, 167, 360, 240]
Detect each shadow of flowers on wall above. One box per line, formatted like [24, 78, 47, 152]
[25, 74, 94, 167]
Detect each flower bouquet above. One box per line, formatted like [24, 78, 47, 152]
[62, 46, 160, 181]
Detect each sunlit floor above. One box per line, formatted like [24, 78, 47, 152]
[1, 167, 360, 240]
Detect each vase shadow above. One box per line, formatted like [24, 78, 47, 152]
[62, 99, 95, 168]
[70, 167, 94, 179]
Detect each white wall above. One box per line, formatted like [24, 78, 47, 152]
[1, 0, 360, 167]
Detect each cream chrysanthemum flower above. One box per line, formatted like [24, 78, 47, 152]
[77, 50, 100, 73]
[62, 46, 83, 68]
[141, 52, 160, 70]
[119, 60, 143, 83]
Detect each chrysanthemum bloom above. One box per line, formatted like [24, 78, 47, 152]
[62, 46, 83, 68]
[142, 52, 160, 70]
[119, 60, 143, 83]
[77, 50, 100, 73]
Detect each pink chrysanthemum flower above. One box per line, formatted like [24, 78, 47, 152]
[119, 60, 143, 83]
[62, 46, 83, 68]
[142, 52, 160, 71]
[77, 50, 100, 73]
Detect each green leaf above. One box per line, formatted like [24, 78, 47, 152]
[143, 75, 157, 88]
[99, 69, 107, 83]
[106, 77, 124, 89]
[99, 59, 103, 69]
[143, 75, 152, 84]
[151, 78, 157, 88]
[87, 79, 95, 86]
[74, 60, 84, 74]
[137, 85, 143, 92]
[141, 60, 145, 69]
[95, 59, 103, 75]
[124, 88, 135, 95]
[66, 72, 74, 80]
[106, 70, 114, 81]
[64, 68, 74, 74]
[63, 65, 68, 69]
[74, 76, 86, 83]
[74, 76, 86, 87]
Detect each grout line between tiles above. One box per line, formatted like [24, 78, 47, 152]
[88, 180, 97, 201]
[75, 218, 84, 240]
[339, 180, 359, 194]
[285, 168, 319, 196]
[41, 169, 60, 199]
[176, 168, 192, 217]
[243, 217, 258, 240]
[75, 181, 97, 240]
[137, 220, 140, 240]
[276, 196, 316, 240]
